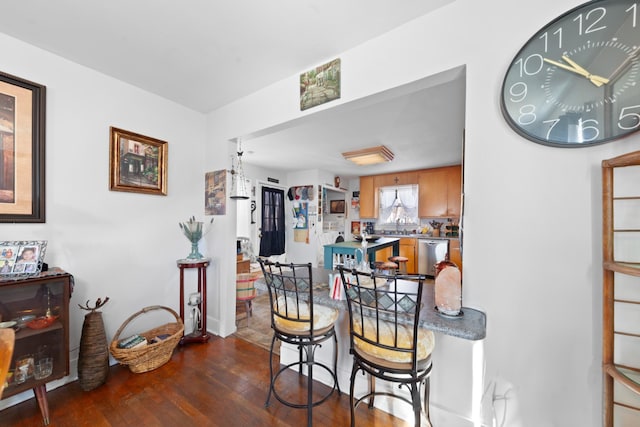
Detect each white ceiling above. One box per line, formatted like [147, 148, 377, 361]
[0, 0, 464, 178]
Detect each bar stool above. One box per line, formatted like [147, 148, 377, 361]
[258, 259, 341, 427]
[389, 256, 409, 274]
[337, 266, 435, 427]
[377, 261, 398, 275]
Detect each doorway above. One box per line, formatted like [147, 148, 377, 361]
[258, 185, 285, 257]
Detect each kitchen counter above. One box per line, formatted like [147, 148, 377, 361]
[255, 268, 486, 341]
[374, 233, 457, 240]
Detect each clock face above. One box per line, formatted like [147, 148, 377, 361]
[501, 0, 640, 147]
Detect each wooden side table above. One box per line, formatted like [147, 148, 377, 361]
[177, 259, 210, 345]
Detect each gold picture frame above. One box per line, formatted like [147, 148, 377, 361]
[109, 127, 168, 195]
[0, 71, 46, 223]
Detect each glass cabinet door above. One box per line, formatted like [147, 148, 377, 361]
[0, 272, 71, 397]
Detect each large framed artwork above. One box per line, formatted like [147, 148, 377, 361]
[0, 71, 46, 223]
[109, 127, 168, 195]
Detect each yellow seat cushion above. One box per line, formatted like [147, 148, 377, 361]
[353, 316, 435, 363]
[273, 296, 338, 333]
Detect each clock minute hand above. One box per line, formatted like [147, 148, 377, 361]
[561, 55, 610, 86]
[543, 57, 608, 87]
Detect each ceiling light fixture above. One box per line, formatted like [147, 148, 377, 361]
[341, 145, 394, 166]
[230, 138, 249, 200]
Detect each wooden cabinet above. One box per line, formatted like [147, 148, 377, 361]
[0, 270, 72, 425]
[447, 166, 462, 217]
[602, 150, 640, 426]
[359, 175, 377, 218]
[360, 166, 461, 220]
[418, 165, 461, 218]
[399, 238, 417, 274]
[449, 238, 462, 273]
[374, 246, 394, 264]
[372, 238, 417, 273]
[374, 171, 418, 188]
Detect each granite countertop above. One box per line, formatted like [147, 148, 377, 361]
[255, 268, 486, 341]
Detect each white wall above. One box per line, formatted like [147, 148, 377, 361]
[206, 1, 640, 425]
[3, 0, 639, 424]
[0, 33, 207, 408]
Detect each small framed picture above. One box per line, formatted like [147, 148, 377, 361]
[351, 221, 361, 235]
[0, 240, 47, 277]
[109, 127, 168, 195]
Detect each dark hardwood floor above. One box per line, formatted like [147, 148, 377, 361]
[1, 335, 408, 426]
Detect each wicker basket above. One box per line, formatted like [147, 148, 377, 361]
[109, 305, 184, 374]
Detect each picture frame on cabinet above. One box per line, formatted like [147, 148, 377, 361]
[109, 127, 168, 195]
[0, 240, 47, 277]
[0, 71, 46, 223]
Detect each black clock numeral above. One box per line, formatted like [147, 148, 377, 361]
[574, 7, 607, 35]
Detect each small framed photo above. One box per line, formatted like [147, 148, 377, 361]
[0, 240, 47, 277]
[351, 221, 361, 235]
[109, 127, 168, 195]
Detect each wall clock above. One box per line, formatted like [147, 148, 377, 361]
[501, 0, 640, 147]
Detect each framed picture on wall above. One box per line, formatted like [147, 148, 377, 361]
[351, 221, 361, 235]
[109, 127, 168, 195]
[0, 71, 46, 223]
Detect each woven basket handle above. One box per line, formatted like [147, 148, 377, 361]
[112, 305, 182, 342]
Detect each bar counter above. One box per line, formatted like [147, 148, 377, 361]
[255, 267, 486, 341]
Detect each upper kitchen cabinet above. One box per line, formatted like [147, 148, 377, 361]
[374, 171, 418, 188]
[359, 175, 377, 218]
[418, 165, 461, 218]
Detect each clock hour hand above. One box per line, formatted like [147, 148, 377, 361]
[543, 57, 609, 87]
[561, 56, 610, 86]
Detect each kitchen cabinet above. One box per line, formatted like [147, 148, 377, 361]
[359, 175, 377, 218]
[372, 238, 417, 274]
[399, 238, 417, 274]
[602, 150, 640, 426]
[374, 171, 418, 188]
[418, 165, 461, 218]
[449, 238, 462, 273]
[0, 270, 72, 425]
[360, 166, 461, 220]
[374, 246, 394, 264]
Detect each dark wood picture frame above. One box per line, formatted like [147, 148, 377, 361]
[0, 71, 46, 223]
[109, 127, 168, 195]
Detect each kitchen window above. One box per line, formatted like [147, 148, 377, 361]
[378, 184, 419, 225]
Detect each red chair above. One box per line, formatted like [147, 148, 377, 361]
[236, 272, 260, 327]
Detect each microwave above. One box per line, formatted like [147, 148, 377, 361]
[329, 200, 345, 214]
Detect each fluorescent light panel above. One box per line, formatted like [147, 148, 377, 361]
[342, 145, 394, 166]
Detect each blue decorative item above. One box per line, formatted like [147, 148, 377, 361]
[179, 216, 214, 260]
